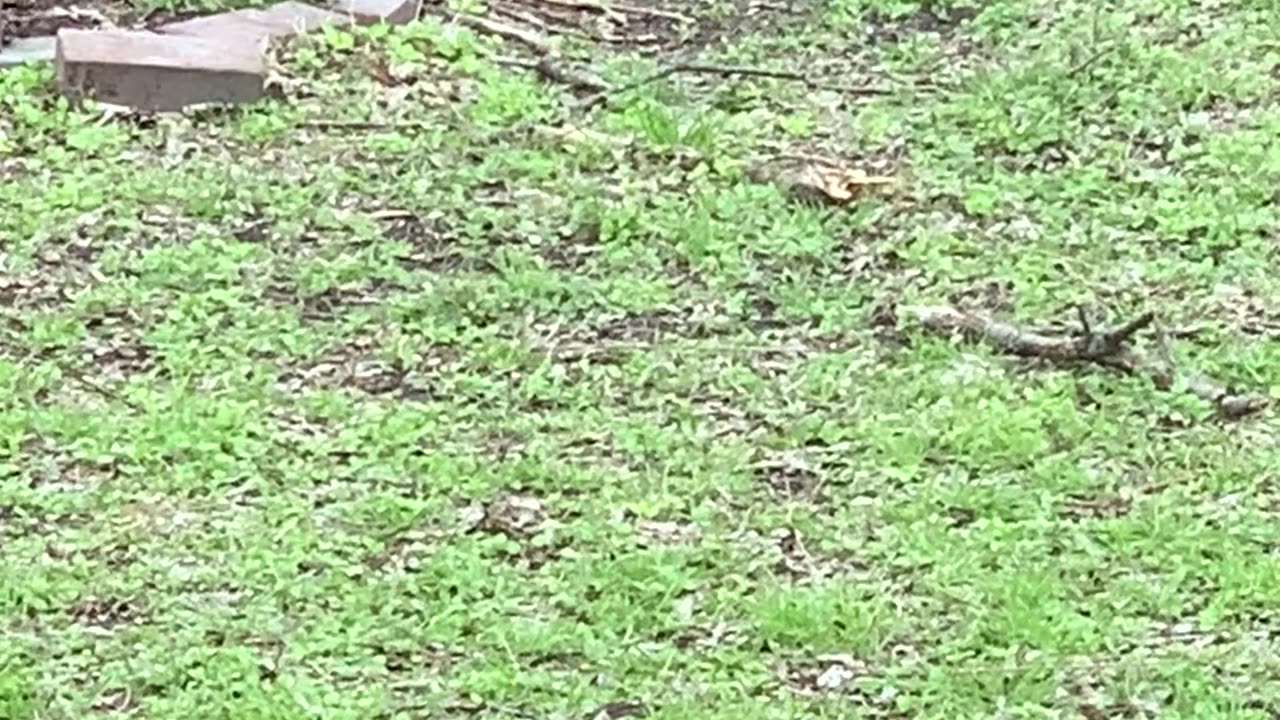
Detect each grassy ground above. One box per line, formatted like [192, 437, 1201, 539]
[4, 0, 1280, 717]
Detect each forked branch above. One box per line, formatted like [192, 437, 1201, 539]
[911, 305, 1269, 419]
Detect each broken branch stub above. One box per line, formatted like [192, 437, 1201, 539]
[910, 305, 1269, 419]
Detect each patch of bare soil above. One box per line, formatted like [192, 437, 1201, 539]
[2, 0, 117, 39]
[682, 0, 822, 52]
[775, 654, 907, 716]
[277, 341, 430, 398]
[754, 451, 826, 503]
[864, 2, 980, 44]
[69, 594, 145, 630]
[0, 0, 196, 40]
[495, 0, 696, 50]
[473, 0, 821, 56]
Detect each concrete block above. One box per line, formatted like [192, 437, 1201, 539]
[56, 28, 266, 111]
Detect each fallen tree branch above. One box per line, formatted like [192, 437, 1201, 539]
[578, 61, 901, 110]
[911, 305, 1269, 419]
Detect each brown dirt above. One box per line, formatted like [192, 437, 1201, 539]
[865, 3, 980, 44]
[492, 0, 820, 54]
[3, 0, 109, 39]
[0, 0, 192, 40]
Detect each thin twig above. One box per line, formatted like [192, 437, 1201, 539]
[1075, 305, 1092, 338]
[1099, 311, 1153, 354]
[1153, 323, 1175, 365]
[579, 61, 902, 110]
[493, 3, 599, 42]
[299, 119, 431, 130]
[493, 4, 553, 31]
[766, 151, 850, 167]
[451, 12, 919, 104]
[454, 12, 553, 54]
[365, 209, 415, 220]
[1066, 42, 1117, 78]
[495, 56, 608, 92]
[530, 0, 695, 24]
[527, 338, 830, 357]
[1073, 309, 1154, 359]
[451, 11, 611, 93]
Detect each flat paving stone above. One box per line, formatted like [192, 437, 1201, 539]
[330, 0, 420, 25]
[159, 1, 349, 44]
[0, 35, 57, 67]
[56, 28, 266, 111]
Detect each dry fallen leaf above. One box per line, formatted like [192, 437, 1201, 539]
[476, 494, 546, 538]
[748, 153, 895, 207]
[366, 57, 403, 87]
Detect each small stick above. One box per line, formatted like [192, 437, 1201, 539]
[454, 12, 553, 54]
[298, 119, 431, 130]
[493, 3, 600, 42]
[495, 56, 608, 92]
[450, 11, 610, 93]
[579, 61, 900, 110]
[1075, 305, 1092, 338]
[531, 0, 695, 24]
[1099, 311, 1153, 354]
[1066, 44, 1115, 77]
[366, 209, 415, 220]
[493, 4, 553, 31]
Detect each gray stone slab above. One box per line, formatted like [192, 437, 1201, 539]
[330, 0, 420, 25]
[0, 36, 58, 67]
[56, 28, 266, 111]
[159, 1, 348, 43]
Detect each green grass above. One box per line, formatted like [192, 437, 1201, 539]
[4, 0, 1280, 717]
